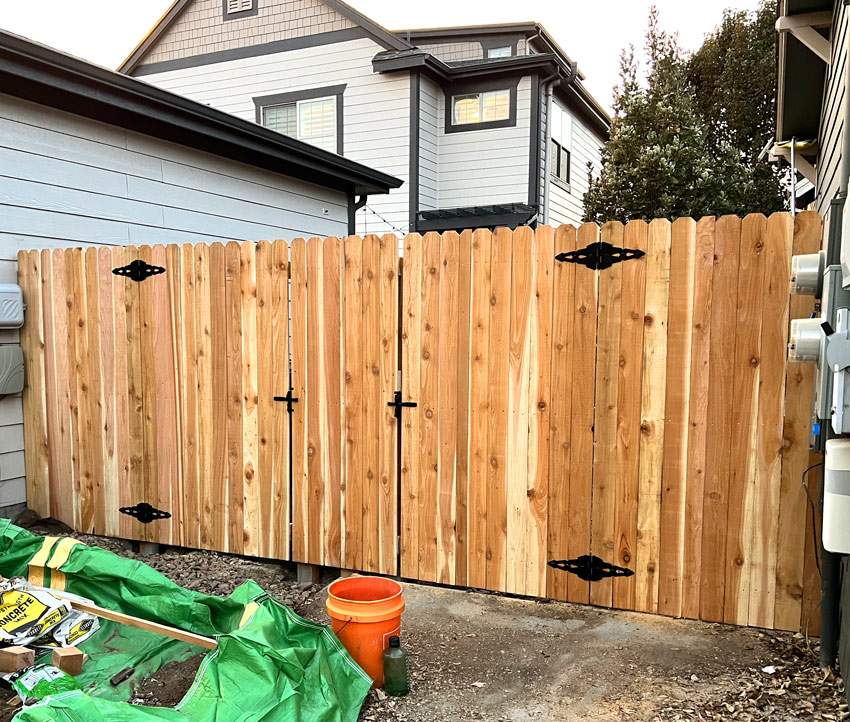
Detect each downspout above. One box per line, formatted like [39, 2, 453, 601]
[821, 10, 850, 669]
[348, 194, 367, 235]
[542, 61, 578, 226]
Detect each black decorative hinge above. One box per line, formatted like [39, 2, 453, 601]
[548, 554, 634, 582]
[119, 503, 171, 524]
[555, 241, 645, 270]
[387, 391, 417, 421]
[274, 387, 300, 414]
[113, 259, 166, 283]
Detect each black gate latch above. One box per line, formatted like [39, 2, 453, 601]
[274, 387, 299, 414]
[119, 503, 171, 524]
[548, 554, 634, 582]
[113, 259, 166, 282]
[555, 241, 645, 270]
[387, 391, 417, 421]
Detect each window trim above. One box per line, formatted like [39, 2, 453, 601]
[443, 76, 520, 134]
[480, 35, 520, 58]
[222, 0, 258, 20]
[551, 138, 571, 186]
[253, 85, 346, 154]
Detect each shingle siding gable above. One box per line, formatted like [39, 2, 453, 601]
[145, 0, 356, 65]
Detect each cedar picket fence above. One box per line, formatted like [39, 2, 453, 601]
[18, 211, 822, 632]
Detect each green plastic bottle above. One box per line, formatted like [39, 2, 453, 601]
[382, 635, 409, 696]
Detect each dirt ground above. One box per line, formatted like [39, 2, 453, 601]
[1, 518, 846, 721]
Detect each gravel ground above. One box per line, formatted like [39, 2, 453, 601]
[2, 517, 847, 721]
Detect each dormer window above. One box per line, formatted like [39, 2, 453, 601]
[487, 47, 512, 59]
[223, 0, 256, 19]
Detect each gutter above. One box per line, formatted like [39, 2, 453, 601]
[0, 30, 402, 197]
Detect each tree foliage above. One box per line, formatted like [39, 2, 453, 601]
[583, 3, 784, 223]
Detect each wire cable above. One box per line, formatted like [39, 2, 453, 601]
[801, 462, 823, 577]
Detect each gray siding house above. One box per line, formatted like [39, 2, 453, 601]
[0, 29, 400, 517]
[119, 0, 610, 235]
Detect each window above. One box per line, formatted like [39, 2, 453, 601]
[226, 0, 252, 13]
[487, 46, 512, 58]
[261, 96, 337, 153]
[552, 139, 570, 184]
[452, 89, 510, 126]
[550, 100, 572, 186]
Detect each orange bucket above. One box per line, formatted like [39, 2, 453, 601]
[326, 576, 405, 687]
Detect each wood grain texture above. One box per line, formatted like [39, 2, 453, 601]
[343, 236, 364, 571]
[747, 212, 793, 629]
[419, 232, 441, 582]
[208, 243, 229, 553]
[527, 226, 553, 598]
[506, 226, 533, 596]
[271, 240, 291, 561]
[774, 211, 822, 630]
[324, 236, 343, 568]
[401, 234, 422, 579]
[240, 241, 259, 558]
[179, 243, 200, 549]
[568, 223, 598, 604]
[438, 232, 459, 586]
[658, 218, 695, 618]
[290, 238, 309, 563]
[681, 218, 715, 620]
[700, 216, 742, 622]
[486, 227, 512, 593]
[361, 235, 383, 573]
[591, 222, 623, 608]
[613, 221, 648, 610]
[18, 251, 49, 517]
[455, 230, 473, 588]
[635, 219, 671, 615]
[379, 234, 398, 575]
[468, 229, 493, 590]
[547, 225, 577, 602]
[723, 214, 767, 625]
[224, 242, 244, 554]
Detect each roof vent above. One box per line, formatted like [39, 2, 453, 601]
[227, 0, 253, 13]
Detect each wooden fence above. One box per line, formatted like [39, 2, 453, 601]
[18, 212, 822, 632]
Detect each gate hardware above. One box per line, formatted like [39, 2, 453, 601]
[112, 259, 166, 283]
[274, 387, 300, 414]
[119, 503, 171, 524]
[555, 241, 645, 270]
[547, 554, 634, 582]
[387, 390, 417, 421]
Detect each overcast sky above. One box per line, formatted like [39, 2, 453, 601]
[0, 0, 764, 111]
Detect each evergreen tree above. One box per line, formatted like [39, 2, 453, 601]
[583, 5, 783, 223]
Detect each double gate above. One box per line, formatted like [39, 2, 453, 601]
[18, 212, 822, 631]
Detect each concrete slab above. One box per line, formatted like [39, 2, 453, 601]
[304, 580, 784, 721]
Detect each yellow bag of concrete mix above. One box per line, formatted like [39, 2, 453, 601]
[0, 584, 72, 646]
[31, 610, 100, 649]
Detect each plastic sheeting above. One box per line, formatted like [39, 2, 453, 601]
[0, 520, 371, 721]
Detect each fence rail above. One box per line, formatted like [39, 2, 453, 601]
[18, 212, 822, 633]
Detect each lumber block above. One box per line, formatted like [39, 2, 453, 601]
[0, 646, 34, 673]
[51, 647, 86, 676]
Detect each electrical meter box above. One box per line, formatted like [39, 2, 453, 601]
[0, 285, 24, 328]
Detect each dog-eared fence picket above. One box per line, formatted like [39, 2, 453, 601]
[18, 212, 823, 632]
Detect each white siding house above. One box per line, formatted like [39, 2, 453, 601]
[121, 0, 609, 235]
[0, 30, 400, 517]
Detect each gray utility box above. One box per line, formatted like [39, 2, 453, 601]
[0, 285, 24, 328]
[0, 346, 24, 396]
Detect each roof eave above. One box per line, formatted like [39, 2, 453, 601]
[1, 31, 402, 196]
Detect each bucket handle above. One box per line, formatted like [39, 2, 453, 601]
[336, 616, 354, 635]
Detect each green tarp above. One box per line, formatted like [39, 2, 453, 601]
[0, 520, 371, 721]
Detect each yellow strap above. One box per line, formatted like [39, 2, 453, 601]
[46, 538, 83, 592]
[239, 602, 260, 629]
[27, 537, 60, 587]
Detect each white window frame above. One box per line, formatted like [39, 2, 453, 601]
[451, 89, 511, 126]
[261, 95, 338, 154]
[487, 46, 512, 59]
